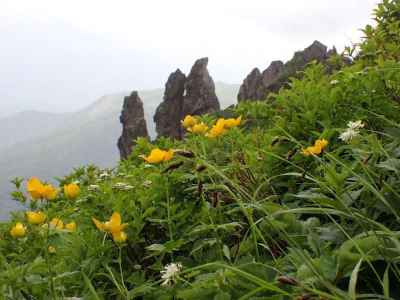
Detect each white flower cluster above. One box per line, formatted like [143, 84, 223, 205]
[98, 171, 111, 180]
[113, 182, 134, 191]
[88, 184, 100, 192]
[339, 120, 364, 143]
[160, 262, 182, 286]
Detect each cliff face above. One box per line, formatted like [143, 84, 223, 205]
[153, 69, 186, 139]
[117, 91, 149, 159]
[238, 41, 337, 102]
[154, 57, 220, 139]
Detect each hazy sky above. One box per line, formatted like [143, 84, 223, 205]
[1, 0, 378, 115]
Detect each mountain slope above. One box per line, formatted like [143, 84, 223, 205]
[0, 83, 239, 220]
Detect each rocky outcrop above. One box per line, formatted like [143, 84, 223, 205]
[237, 68, 262, 102]
[154, 69, 186, 139]
[154, 57, 220, 139]
[118, 91, 149, 159]
[238, 41, 337, 102]
[182, 57, 220, 116]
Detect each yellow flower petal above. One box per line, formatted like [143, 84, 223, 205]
[181, 115, 198, 128]
[64, 183, 80, 200]
[188, 122, 209, 134]
[65, 222, 77, 232]
[27, 177, 44, 200]
[26, 211, 47, 225]
[49, 218, 64, 230]
[163, 149, 174, 162]
[92, 217, 105, 231]
[10, 222, 26, 238]
[112, 231, 127, 243]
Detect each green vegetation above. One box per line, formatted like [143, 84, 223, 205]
[1, 1, 400, 298]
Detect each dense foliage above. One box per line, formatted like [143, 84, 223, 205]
[2, 1, 400, 299]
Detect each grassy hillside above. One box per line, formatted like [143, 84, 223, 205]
[1, 1, 399, 298]
[0, 84, 239, 220]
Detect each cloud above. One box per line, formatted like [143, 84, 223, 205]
[0, 0, 379, 113]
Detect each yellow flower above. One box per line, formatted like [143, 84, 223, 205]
[181, 115, 198, 128]
[302, 139, 329, 156]
[48, 246, 56, 253]
[26, 211, 47, 225]
[49, 218, 64, 230]
[223, 116, 242, 129]
[315, 139, 328, 149]
[112, 230, 128, 243]
[206, 118, 227, 138]
[42, 184, 58, 200]
[27, 177, 58, 200]
[10, 222, 27, 238]
[65, 222, 77, 232]
[142, 148, 174, 164]
[187, 122, 209, 134]
[27, 177, 44, 200]
[92, 212, 128, 243]
[64, 183, 80, 200]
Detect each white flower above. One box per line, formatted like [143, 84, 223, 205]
[160, 262, 182, 286]
[330, 79, 339, 85]
[143, 180, 152, 188]
[88, 184, 100, 191]
[339, 128, 360, 143]
[347, 120, 364, 131]
[113, 182, 134, 191]
[99, 172, 110, 179]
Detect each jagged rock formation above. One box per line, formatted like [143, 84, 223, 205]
[153, 69, 186, 139]
[182, 57, 220, 116]
[238, 41, 337, 102]
[118, 91, 149, 159]
[154, 57, 220, 139]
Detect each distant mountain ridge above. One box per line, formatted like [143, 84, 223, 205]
[0, 82, 239, 220]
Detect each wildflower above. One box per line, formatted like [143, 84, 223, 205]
[112, 231, 128, 243]
[330, 79, 339, 85]
[223, 116, 242, 129]
[64, 183, 80, 200]
[143, 180, 152, 188]
[42, 184, 58, 200]
[49, 218, 64, 230]
[302, 139, 328, 156]
[65, 222, 77, 232]
[339, 120, 364, 143]
[113, 182, 134, 191]
[206, 118, 227, 138]
[141, 149, 174, 164]
[339, 128, 360, 143]
[187, 122, 209, 134]
[92, 212, 128, 243]
[26, 211, 47, 225]
[48, 246, 56, 253]
[10, 222, 27, 238]
[99, 172, 110, 180]
[347, 120, 364, 131]
[160, 262, 182, 286]
[181, 115, 198, 128]
[88, 184, 100, 191]
[27, 177, 58, 200]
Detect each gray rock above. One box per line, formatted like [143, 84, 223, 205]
[238, 40, 337, 102]
[154, 69, 186, 139]
[182, 57, 220, 116]
[154, 57, 220, 139]
[118, 91, 149, 159]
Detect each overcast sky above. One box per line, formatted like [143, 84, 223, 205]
[1, 0, 378, 115]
